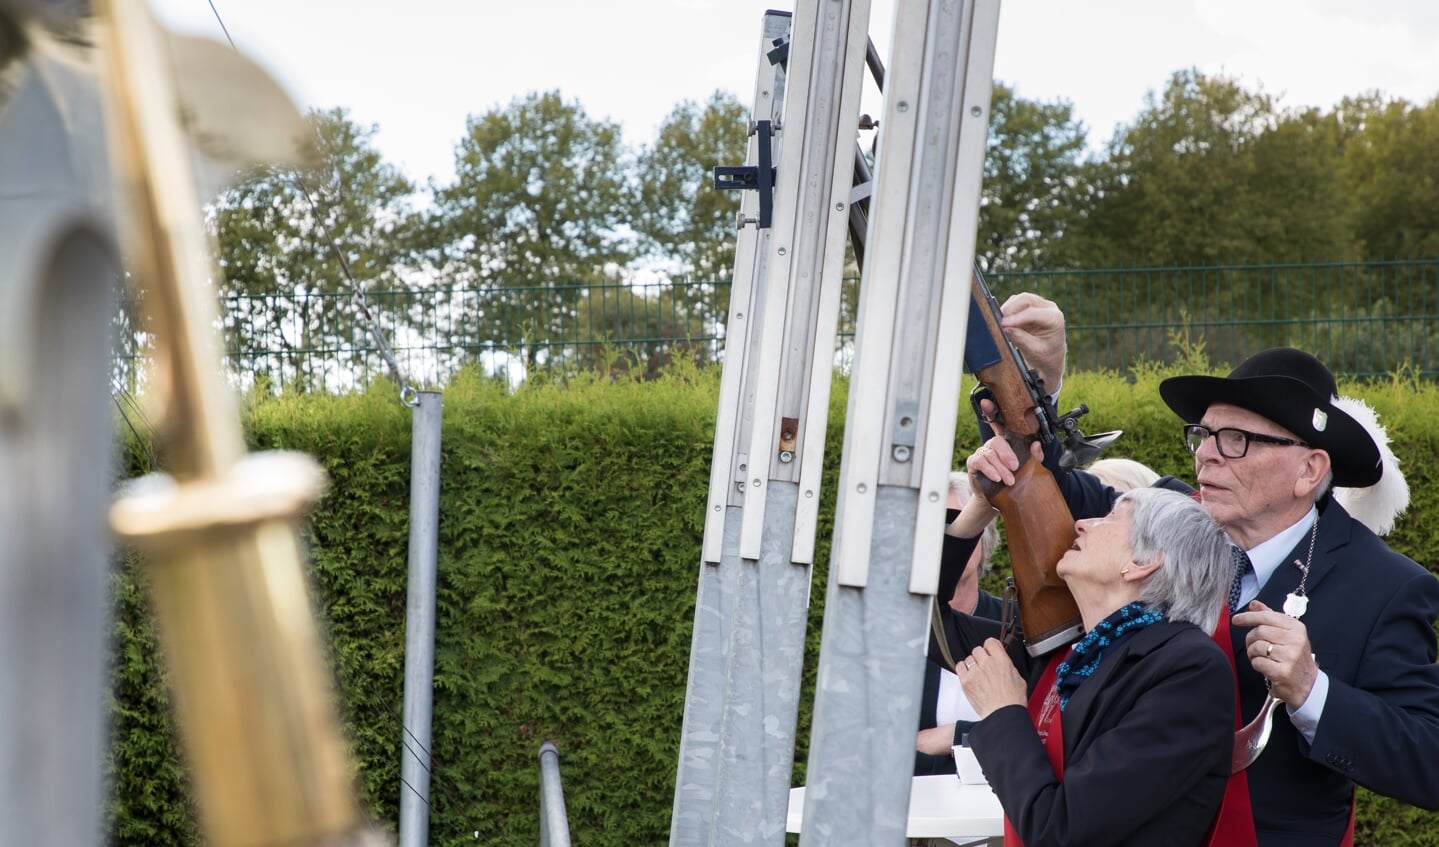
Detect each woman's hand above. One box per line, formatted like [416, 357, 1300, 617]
[956, 638, 1027, 718]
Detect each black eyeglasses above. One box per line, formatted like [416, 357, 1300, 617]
[1183, 424, 1309, 459]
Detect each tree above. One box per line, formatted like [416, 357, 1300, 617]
[1075, 69, 1283, 268]
[209, 108, 423, 392]
[432, 91, 635, 370]
[977, 83, 1098, 272]
[1048, 71, 1389, 356]
[1341, 94, 1439, 260]
[1236, 106, 1356, 264]
[634, 92, 749, 322]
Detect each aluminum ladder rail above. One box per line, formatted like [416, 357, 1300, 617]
[669, 11, 789, 845]
[799, 1, 1002, 844]
[670, 0, 873, 843]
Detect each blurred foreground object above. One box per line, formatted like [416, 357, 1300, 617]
[93, 0, 377, 844]
[0, 7, 120, 844]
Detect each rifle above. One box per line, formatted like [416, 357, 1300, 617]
[963, 267, 1119, 656]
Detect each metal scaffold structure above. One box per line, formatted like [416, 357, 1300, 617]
[672, 0, 1002, 844]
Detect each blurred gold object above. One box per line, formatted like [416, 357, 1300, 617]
[94, 0, 373, 844]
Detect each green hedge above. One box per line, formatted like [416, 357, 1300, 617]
[107, 363, 1439, 845]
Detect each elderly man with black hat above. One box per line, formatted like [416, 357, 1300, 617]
[966, 294, 1438, 846]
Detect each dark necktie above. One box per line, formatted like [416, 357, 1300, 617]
[1229, 546, 1253, 613]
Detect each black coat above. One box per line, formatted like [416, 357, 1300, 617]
[959, 616, 1234, 846]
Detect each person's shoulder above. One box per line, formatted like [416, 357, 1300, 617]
[1325, 501, 1428, 580]
[1133, 621, 1227, 664]
[1122, 623, 1232, 693]
[974, 590, 1005, 621]
[1162, 624, 1232, 681]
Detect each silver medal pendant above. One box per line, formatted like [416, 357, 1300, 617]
[1284, 592, 1309, 619]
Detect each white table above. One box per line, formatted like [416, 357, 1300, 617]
[786, 774, 1004, 843]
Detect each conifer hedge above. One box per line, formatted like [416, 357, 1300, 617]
[107, 362, 1439, 845]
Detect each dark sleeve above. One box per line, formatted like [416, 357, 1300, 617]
[1308, 566, 1439, 808]
[913, 748, 956, 776]
[931, 603, 1035, 681]
[1152, 475, 1194, 495]
[935, 533, 980, 608]
[970, 636, 1234, 846]
[1037, 434, 1120, 521]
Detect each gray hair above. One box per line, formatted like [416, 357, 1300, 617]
[948, 470, 998, 574]
[1120, 487, 1231, 634]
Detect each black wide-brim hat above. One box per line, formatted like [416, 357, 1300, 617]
[1158, 348, 1382, 488]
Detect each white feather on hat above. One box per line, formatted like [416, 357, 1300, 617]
[1331, 396, 1409, 536]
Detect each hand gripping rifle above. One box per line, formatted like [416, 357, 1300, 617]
[963, 268, 1120, 656]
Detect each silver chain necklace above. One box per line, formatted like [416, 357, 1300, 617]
[1282, 516, 1320, 619]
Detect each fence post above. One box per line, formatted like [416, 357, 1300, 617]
[538, 742, 572, 847]
[401, 391, 443, 847]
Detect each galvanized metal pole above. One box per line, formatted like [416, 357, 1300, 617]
[537, 742, 573, 847]
[671, 11, 788, 845]
[671, 1, 870, 843]
[801, 0, 1001, 843]
[400, 391, 443, 847]
[718, 1, 871, 838]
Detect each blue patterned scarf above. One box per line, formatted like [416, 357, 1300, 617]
[1054, 601, 1164, 711]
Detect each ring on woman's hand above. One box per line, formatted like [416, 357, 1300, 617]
[966, 659, 976, 670]
[1265, 642, 1274, 659]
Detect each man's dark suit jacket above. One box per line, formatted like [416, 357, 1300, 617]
[1059, 468, 1439, 845]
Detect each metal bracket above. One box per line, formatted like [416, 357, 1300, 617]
[766, 35, 789, 68]
[713, 119, 777, 229]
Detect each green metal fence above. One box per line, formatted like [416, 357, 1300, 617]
[113, 261, 1439, 394]
[990, 261, 1439, 378]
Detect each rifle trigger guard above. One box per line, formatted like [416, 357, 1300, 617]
[969, 385, 1001, 428]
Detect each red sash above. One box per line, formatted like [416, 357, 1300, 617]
[1220, 602, 1356, 845]
[1215, 605, 1357, 846]
[1343, 789, 1356, 846]
[1003, 651, 1067, 847]
[1208, 605, 1258, 846]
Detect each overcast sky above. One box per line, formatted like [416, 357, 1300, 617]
[149, 0, 1439, 188]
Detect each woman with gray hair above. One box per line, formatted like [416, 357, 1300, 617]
[945, 487, 1237, 845]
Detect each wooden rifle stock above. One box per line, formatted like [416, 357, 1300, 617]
[968, 272, 1083, 656]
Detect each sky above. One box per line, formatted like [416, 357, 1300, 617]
[148, 0, 1439, 189]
